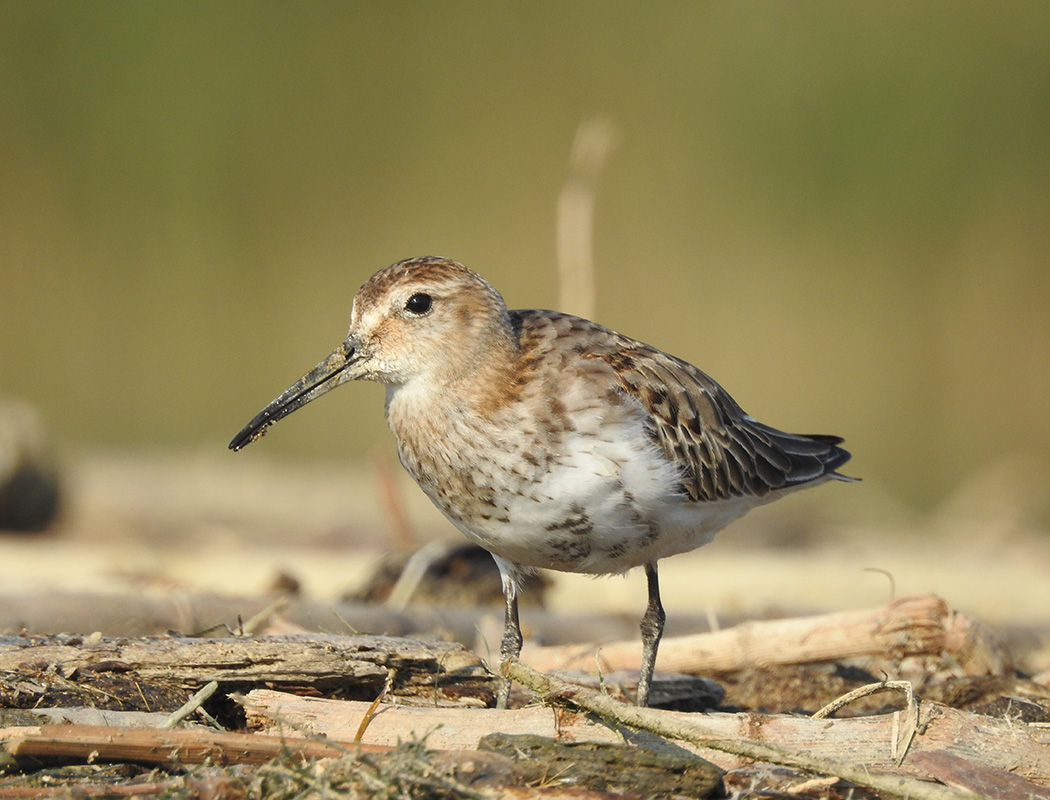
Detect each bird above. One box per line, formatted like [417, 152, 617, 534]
[229, 256, 854, 708]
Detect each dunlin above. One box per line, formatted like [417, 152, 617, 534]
[230, 257, 853, 707]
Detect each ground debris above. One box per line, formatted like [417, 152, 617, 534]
[0, 633, 495, 719]
[0, 595, 1048, 799]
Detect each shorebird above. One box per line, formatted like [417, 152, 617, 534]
[230, 256, 854, 707]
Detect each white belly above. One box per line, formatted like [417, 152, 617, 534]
[446, 421, 755, 575]
[388, 380, 760, 577]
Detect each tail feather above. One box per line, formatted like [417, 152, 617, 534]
[752, 424, 856, 486]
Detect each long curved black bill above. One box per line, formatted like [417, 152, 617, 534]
[229, 341, 357, 451]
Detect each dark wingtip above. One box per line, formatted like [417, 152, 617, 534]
[823, 440, 853, 474]
[772, 431, 858, 486]
[817, 438, 858, 482]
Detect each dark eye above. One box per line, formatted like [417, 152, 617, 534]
[404, 293, 432, 315]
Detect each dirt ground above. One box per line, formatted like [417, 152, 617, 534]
[1, 451, 1048, 798]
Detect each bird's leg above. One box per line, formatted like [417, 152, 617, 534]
[496, 583, 522, 709]
[491, 558, 523, 709]
[637, 561, 665, 707]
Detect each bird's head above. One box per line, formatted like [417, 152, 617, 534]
[229, 256, 514, 451]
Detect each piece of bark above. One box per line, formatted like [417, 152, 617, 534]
[526, 594, 1012, 677]
[910, 750, 1050, 800]
[0, 633, 494, 705]
[241, 685, 1050, 786]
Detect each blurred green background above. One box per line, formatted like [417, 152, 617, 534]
[2, 2, 1048, 518]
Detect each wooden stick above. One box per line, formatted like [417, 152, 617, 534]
[525, 594, 1012, 676]
[241, 683, 1050, 787]
[0, 725, 389, 766]
[0, 633, 492, 700]
[160, 680, 218, 729]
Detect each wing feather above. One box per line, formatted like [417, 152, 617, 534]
[513, 309, 853, 504]
[592, 342, 852, 502]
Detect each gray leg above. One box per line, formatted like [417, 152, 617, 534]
[637, 561, 665, 707]
[496, 584, 522, 709]
[493, 556, 523, 709]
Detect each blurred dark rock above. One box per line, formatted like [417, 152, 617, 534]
[0, 398, 61, 532]
[347, 542, 551, 608]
